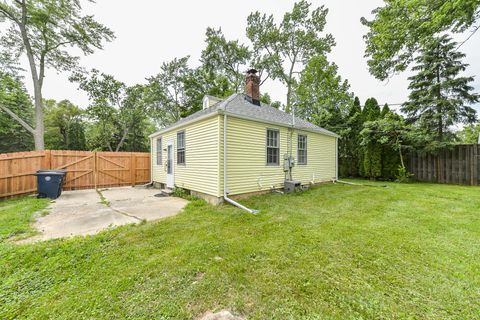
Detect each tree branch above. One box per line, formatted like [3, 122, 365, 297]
[0, 104, 35, 134]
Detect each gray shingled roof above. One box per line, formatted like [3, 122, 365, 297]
[150, 93, 339, 138]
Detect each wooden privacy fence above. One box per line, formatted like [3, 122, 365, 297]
[0, 150, 150, 198]
[407, 144, 479, 186]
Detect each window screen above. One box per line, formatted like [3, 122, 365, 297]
[266, 129, 279, 165]
[177, 131, 185, 165]
[156, 138, 162, 165]
[298, 134, 307, 165]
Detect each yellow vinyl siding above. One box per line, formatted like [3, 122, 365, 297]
[151, 115, 220, 196]
[220, 117, 336, 196]
[152, 113, 336, 199]
[292, 131, 337, 184]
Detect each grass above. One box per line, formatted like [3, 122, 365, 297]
[0, 181, 479, 319]
[0, 196, 50, 241]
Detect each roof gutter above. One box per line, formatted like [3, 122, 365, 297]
[223, 110, 259, 214]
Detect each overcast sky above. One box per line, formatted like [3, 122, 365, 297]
[17, 0, 480, 113]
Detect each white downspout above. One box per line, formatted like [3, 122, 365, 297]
[335, 137, 339, 181]
[223, 111, 259, 214]
[142, 137, 154, 187]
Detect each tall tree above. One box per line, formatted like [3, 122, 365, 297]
[247, 0, 334, 112]
[362, 98, 382, 179]
[144, 57, 195, 127]
[0, 0, 114, 150]
[44, 99, 86, 150]
[341, 97, 364, 177]
[71, 70, 148, 152]
[201, 27, 251, 93]
[362, 0, 480, 80]
[0, 72, 34, 152]
[295, 55, 353, 131]
[402, 35, 478, 143]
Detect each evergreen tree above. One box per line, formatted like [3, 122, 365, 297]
[362, 98, 382, 179]
[342, 97, 363, 177]
[402, 35, 478, 143]
[381, 103, 390, 117]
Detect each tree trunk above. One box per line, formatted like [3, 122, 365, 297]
[33, 90, 45, 150]
[19, 0, 45, 150]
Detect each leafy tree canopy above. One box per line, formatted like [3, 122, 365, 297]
[71, 69, 149, 152]
[295, 55, 353, 133]
[201, 27, 251, 93]
[362, 0, 480, 80]
[44, 99, 86, 150]
[0, 0, 114, 150]
[247, 0, 334, 112]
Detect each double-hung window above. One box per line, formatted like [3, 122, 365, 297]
[297, 134, 307, 165]
[266, 129, 280, 165]
[177, 131, 186, 165]
[156, 138, 162, 165]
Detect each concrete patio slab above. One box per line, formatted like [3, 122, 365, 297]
[101, 187, 188, 221]
[23, 187, 188, 242]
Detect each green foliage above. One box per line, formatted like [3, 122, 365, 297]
[362, 0, 480, 80]
[0, 0, 114, 150]
[361, 98, 382, 179]
[457, 122, 480, 144]
[402, 35, 478, 143]
[44, 99, 86, 150]
[259, 93, 282, 109]
[340, 97, 364, 177]
[201, 27, 251, 93]
[0, 72, 34, 153]
[247, 0, 334, 112]
[363, 97, 381, 121]
[395, 166, 414, 183]
[295, 55, 353, 131]
[2, 183, 480, 318]
[71, 70, 152, 152]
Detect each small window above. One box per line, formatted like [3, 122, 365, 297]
[177, 131, 185, 165]
[156, 138, 162, 165]
[298, 134, 307, 165]
[266, 129, 279, 165]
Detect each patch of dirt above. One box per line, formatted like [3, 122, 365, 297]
[198, 310, 244, 320]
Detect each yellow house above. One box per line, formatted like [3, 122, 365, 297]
[149, 70, 339, 209]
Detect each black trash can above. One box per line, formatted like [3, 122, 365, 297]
[33, 170, 67, 199]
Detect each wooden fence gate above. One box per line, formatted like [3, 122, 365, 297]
[407, 144, 479, 186]
[0, 150, 150, 198]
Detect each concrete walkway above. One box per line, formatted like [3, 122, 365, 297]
[25, 187, 188, 242]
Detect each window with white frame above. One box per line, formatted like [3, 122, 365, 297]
[266, 129, 280, 165]
[177, 131, 185, 165]
[156, 138, 162, 165]
[297, 134, 307, 165]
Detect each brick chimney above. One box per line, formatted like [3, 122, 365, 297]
[245, 69, 260, 106]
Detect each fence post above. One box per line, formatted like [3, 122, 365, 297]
[131, 153, 136, 187]
[94, 151, 97, 190]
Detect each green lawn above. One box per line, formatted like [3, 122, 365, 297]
[1, 182, 479, 319]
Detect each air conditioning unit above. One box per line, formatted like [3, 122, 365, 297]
[284, 180, 301, 193]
